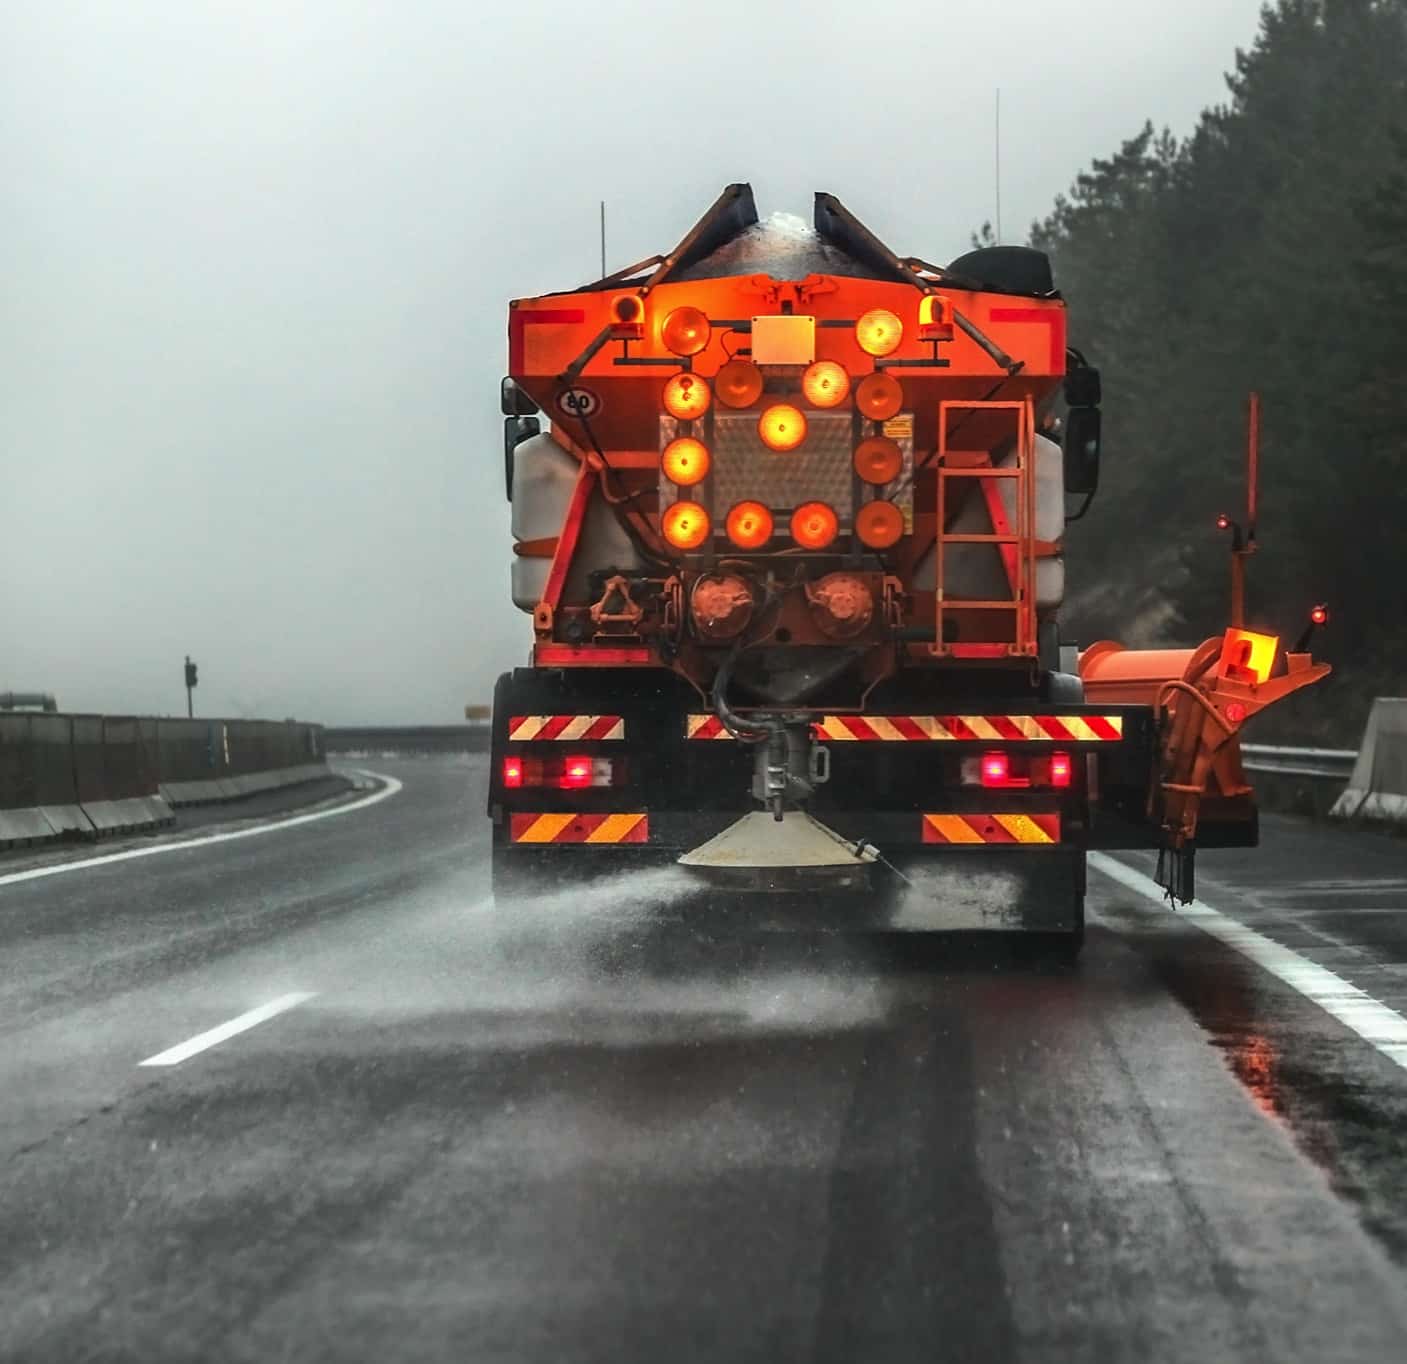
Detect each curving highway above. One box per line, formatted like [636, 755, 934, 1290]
[4, 757, 1407, 1361]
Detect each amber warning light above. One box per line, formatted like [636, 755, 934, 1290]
[715, 359, 764, 409]
[856, 372, 903, 421]
[662, 307, 710, 357]
[663, 373, 711, 420]
[726, 501, 773, 550]
[853, 436, 902, 485]
[759, 404, 807, 453]
[662, 437, 710, 486]
[663, 501, 711, 551]
[856, 308, 903, 357]
[1218, 628, 1278, 685]
[855, 500, 903, 549]
[610, 294, 644, 339]
[791, 502, 839, 550]
[801, 361, 850, 409]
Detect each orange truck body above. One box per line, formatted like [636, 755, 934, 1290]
[488, 185, 1327, 917]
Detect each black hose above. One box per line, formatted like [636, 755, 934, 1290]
[710, 645, 771, 743]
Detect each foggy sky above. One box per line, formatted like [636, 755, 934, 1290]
[2, 0, 1267, 723]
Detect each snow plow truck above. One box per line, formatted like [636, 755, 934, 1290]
[488, 184, 1328, 954]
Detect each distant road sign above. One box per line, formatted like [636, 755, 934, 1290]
[464, 704, 491, 721]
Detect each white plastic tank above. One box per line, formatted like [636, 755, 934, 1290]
[914, 432, 1065, 611]
[510, 432, 642, 612]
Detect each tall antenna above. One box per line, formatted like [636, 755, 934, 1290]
[994, 89, 1003, 243]
[599, 200, 607, 278]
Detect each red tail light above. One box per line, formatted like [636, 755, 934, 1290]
[965, 749, 1069, 790]
[560, 756, 593, 790]
[980, 752, 1009, 788]
[502, 755, 621, 789]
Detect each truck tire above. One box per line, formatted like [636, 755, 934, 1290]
[1021, 881, 1086, 964]
[1029, 915, 1084, 964]
[491, 847, 544, 906]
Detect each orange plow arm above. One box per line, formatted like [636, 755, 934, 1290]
[1081, 630, 1330, 900]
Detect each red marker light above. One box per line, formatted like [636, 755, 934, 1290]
[980, 751, 1009, 788]
[1050, 752, 1073, 789]
[560, 756, 593, 790]
[1310, 603, 1329, 626]
[1215, 513, 1231, 532]
[503, 757, 524, 789]
[1225, 702, 1248, 724]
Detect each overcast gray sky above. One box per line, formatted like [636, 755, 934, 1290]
[2, 0, 1267, 723]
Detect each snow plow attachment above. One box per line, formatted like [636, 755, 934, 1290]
[1082, 628, 1330, 901]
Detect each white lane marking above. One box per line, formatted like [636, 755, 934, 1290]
[0, 771, 402, 888]
[1090, 851, 1407, 1071]
[138, 992, 317, 1067]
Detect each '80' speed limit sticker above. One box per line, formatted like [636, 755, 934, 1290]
[555, 387, 602, 421]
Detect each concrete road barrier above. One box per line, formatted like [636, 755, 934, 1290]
[1, 714, 329, 849]
[73, 715, 172, 835]
[150, 719, 327, 807]
[0, 713, 92, 843]
[1, 712, 170, 847]
[1332, 698, 1407, 824]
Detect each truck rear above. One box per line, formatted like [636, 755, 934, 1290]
[488, 185, 1328, 952]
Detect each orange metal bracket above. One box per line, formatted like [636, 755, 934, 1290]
[533, 462, 595, 638]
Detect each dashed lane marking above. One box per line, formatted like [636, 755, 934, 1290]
[0, 771, 403, 888]
[138, 992, 317, 1067]
[1090, 851, 1407, 1071]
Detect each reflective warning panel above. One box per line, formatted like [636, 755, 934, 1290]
[921, 813, 1061, 844]
[510, 813, 647, 844]
[508, 715, 625, 741]
[687, 714, 1122, 742]
[816, 715, 1123, 741]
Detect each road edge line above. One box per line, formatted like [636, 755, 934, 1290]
[1089, 850, 1407, 1072]
[0, 770, 402, 888]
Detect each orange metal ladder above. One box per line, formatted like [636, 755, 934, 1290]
[932, 398, 1038, 658]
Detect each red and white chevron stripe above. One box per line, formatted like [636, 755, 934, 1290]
[813, 714, 1123, 742]
[685, 714, 1122, 742]
[507, 714, 625, 742]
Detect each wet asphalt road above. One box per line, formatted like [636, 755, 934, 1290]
[4, 758, 1407, 1362]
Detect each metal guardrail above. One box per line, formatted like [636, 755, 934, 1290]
[1240, 744, 1357, 780]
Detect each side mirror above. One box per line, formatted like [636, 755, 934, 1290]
[501, 377, 539, 417]
[1063, 406, 1101, 496]
[504, 416, 540, 500]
